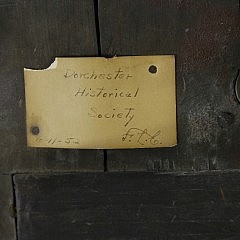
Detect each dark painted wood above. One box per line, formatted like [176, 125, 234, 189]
[1, 1, 240, 239]
[0, 175, 16, 240]
[0, 0, 103, 172]
[99, 0, 240, 171]
[15, 171, 240, 240]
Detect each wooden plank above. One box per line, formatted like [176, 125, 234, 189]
[99, 0, 240, 171]
[15, 171, 240, 240]
[0, 175, 16, 240]
[0, 0, 103, 172]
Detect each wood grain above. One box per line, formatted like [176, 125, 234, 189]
[0, 175, 16, 240]
[99, 0, 240, 171]
[0, 0, 103, 172]
[15, 172, 240, 240]
[1, 1, 240, 239]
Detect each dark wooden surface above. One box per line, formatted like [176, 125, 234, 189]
[99, 0, 240, 171]
[15, 172, 240, 240]
[0, 0, 101, 239]
[0, 0, 103, 174]
[0, 0, 240, 239]
[0, 175, 15, 240]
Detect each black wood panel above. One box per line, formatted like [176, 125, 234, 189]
[99, 0, 240, 171]
[14, 172, 240, 240]
[0, 0, 103, 172]
[0, 175, 15, 240]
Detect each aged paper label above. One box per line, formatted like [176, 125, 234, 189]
[25, 56, 176, 149]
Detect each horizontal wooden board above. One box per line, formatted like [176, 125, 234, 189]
[0, 175, 16, 240]
[15, 171, 240, 240]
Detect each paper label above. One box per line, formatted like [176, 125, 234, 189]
[25, 56, 176, 149]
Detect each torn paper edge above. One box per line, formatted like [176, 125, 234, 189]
[24, 58, 58, 71]
[23, 55, 175, 71]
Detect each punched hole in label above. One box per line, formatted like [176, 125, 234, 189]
[31, 126, 40, 135]
[148, 65, 157, 74]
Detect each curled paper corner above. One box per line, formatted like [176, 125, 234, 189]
[46, 58, 58, 70]
[24, 58, 58, 72]
[170, 142, 177, 148]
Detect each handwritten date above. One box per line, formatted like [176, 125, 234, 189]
[35, 137, 80, 145]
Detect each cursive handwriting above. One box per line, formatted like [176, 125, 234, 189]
[64, 68, 133, 80]
[122, 128, 162, 146]
[88, 107, 135, 127]
[74, 87, 139, 99]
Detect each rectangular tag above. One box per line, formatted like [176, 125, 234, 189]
[25, 56, 176, 149]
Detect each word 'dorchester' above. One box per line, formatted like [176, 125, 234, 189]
[64, 68, 133, 80]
